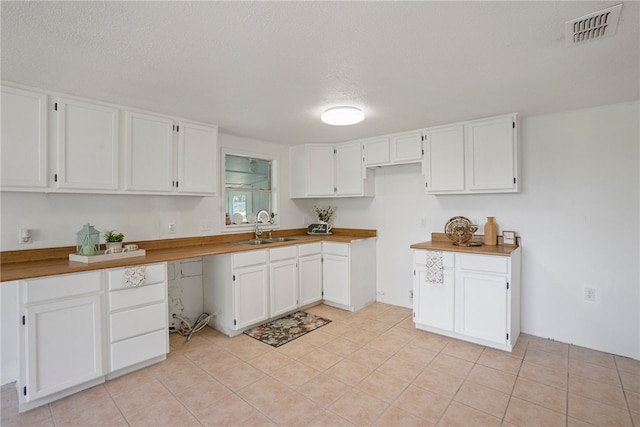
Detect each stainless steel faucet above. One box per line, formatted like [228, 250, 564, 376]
[255, 209, 270, 240]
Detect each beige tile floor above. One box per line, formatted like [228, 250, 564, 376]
[2, 302, 639, 426]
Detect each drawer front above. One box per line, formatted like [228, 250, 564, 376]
[458, 254, 509, 274]
[109, 282, 166, 312]
[269, 245, 297, 262]
[110, 302, 166, 342]
[108, 263, 166, 291]
[413, 250, 455, 268]
[323, 242, 349, 257]
[110, 329, 167, 372]
[22, 270, 102, 304]
[298, 242, 322, 257]
[233, 249, 267, 268]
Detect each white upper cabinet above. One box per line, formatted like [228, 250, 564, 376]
[423, 113, 518, 195]
[362, 131, 423, 167]
[466, 115, 518, 192]
[176, 120, 218, 195]
[124, 111, 174, 192]
[0, 84, 219, 196]
[290, 143, 373, 198]
[390, 131, 423, 164]
[362, 137, 391, 166]
[56, 98, 119, 190]
[335, 142, 365, 196]
[290, 145, 334, 197]
[422, 125, 465, 193]
[1, 86, 48, 190]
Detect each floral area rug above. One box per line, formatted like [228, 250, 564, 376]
[243, 311, 331, 348]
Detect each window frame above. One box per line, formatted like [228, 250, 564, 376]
[221, 147, 279, 233]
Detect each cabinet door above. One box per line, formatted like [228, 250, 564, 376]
[335, 142, 363, 196]
[124, 111, 174, 192]
[233, 264, 269, 329]
[1, 86, 48, 189]
[23, 294, 103, 401]
[455, 271, 508, 345]
[177, 121, 218, 194]
[423, 125, 465, 193]
[299, 254, 322, 306]
[466, 116, 517, 192]
[269, 258, 298, 317]
[362, 137, 390, 166]
[306, 145, 335, 196]
[414, 266, 454, 331]
[56, 98, 119, 190]
[391, 131, 423, 164]
[322, 254, 350, 306]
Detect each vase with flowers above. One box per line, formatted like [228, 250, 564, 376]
[314, 205, 336, 227]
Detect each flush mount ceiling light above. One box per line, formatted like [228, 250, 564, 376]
[321, 106, 365, 126]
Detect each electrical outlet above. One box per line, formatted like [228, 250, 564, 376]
[584, 287, 596, 301]
[200, 220, 212, 232]
[302, 215, 308, 226]
[19, 229, 32, 244]
[168, 222, 176, 234]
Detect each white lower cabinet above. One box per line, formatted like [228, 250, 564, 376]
[106, 263, 168, 377]
[269, 246, 298, 317]
[322, 252, 350, 307]
[298, 242, 323, 306]
[413, 251, 455, 331]
[203, 249, 269, 336]
[18, 271, 104, 412]
[322, 240, 377, 312]
[203, 239, 377, 336]
[413, 248, 521, 351]
[16, 263, 169, 412]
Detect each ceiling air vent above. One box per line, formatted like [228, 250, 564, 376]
[565, 4, 622, 47]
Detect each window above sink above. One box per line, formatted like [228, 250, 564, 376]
[222, 148, 279, 234]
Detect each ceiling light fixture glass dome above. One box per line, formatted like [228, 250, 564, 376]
[321, 106, 365, 126]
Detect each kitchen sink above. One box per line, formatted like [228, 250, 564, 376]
[237, 239, 271, 245]
[237, 237, 299, 246]
[264, 237, 299, 243]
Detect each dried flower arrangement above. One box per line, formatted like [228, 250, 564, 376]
[314, 205, 336, 223]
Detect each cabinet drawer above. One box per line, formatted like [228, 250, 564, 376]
[108, 263, 166, 291]
[22, 271, 102, 304]
[110, 329, 167, 372]
[298, 242, 321, 257]
[269, 245, 297, 261]
[109, 282, 166, 312]
[458, 254, 509, 274]
[233, 249, 267, 268]
[413, 250, 455, 268]
[110, 302, 166, 342]
[323, 242, 349, 257]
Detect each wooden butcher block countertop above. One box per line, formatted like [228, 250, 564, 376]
[410, 233, 519, 257]
[1, 228, 376, 282]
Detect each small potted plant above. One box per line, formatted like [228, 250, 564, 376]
[103, 230, 124, 252]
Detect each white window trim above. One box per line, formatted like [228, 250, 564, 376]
[221, 147, 279, 234]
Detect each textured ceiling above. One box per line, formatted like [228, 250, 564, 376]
[1, 1, 638, 145]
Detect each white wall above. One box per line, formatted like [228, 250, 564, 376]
[326, 101, 640, 359]
[0, 132, 312, 251]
